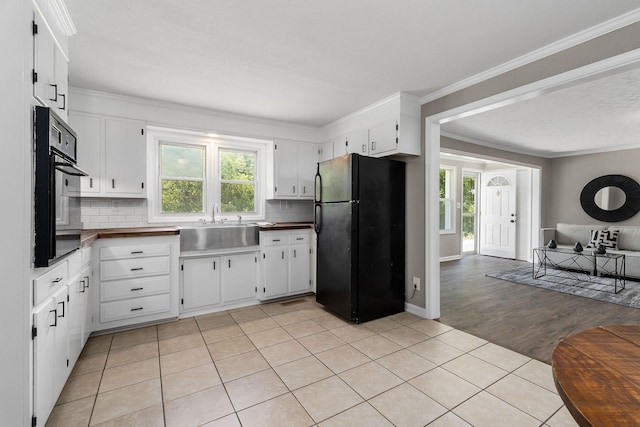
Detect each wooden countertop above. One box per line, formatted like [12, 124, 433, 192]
[81, 226, 180, 247]
[258, 222, 314, 231]
[552, 324, 640, 426]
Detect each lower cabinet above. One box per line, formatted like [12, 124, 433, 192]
[93, 235, 180, 332]
[180, 251, 259, 315]
[259, 229, 312, 300]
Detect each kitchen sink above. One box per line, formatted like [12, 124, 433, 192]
[180, 224, 259, 252]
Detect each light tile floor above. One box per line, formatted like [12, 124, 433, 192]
[46, 296, 579, 426]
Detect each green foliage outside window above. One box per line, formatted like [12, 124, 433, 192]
[220, 150, 256, 213]
[160, 143, 205, 214]
[462, 176, 475, 238]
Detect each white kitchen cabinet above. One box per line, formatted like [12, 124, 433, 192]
[346, 129, 369, 156]
[65, 113, 146, 198]
[33, 9, 69, 121]
[52, 285, 70, 397]
[67, 112, 102, 195]
[180, 251, 258, 315]
[32, 297, 56, 427]
[259, 229, 313, 300]
[320, 140, 333, 162]
[368, 118, 398, 156]
[93, 235, 179, 331]
[222, 253, 258, 303]
[271, 139, 320, 199]
[289, 237, 311, 293]
[105, 118, 147, 196]
[67, 273, 84, 369]
[332, 136, 348, 158]
[261, 245, 289, 299]
[181, 256, 221, 311]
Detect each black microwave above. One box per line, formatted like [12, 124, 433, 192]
[34, 106, 88, 267]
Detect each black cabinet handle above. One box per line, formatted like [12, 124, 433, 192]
[51, 277, 63, 284]
[49, 84, 58, 102]
[228, 259, 231, 268]
[89, 177, 93, 188]
[130, 251, 144, 254]
[130, 287, 144, 291]
[50, 309, 57, 327]
[294, 249, 297, 258]
[112, 179, 115, 189]
[57, 301, 65, 318]
[281, 251, 284, 259]
[130, 307, 143, 311]
[79, 279, 86, 293]
[213, 261, 216, 270]
[59, 93, 66, 110]
[130, 267, 143, 271]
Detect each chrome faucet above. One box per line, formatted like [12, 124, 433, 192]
[237, 215, 242, 225]
[212, 203, 218, 224]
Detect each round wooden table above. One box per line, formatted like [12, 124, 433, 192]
[552, 325, 640, 426]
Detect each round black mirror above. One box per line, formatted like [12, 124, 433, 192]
[580, 175, 640, 222]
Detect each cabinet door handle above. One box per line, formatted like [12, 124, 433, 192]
[130, 250, 144, 254]
[112, 179, 115, 189]
[79, 279, 86, 293]
[59, 93, 66, 110]
[293, 185, 296, 194]
[228, 259, 231, 268]
[296, 237, 303, 240]
[51, 277, 63, 284]
[371, 141, 376, 151]
[49, 84, 58, 102]
[50, 309, 57, 327]
[130, 307, 143, 312]
[57, 301, 65, 318]
[213, 261, 216, 270]
[84, 276, 90, 289]
[130, 267, 143, 271]
[89, 177, 93, 188]
[362, 144, 366, 153]
[294, 249, 297, 258]
[130, 287, 144, 291]
[282, 251, 284, 259]
[272, 239, 281, 242]
[303, 186, 306, 194]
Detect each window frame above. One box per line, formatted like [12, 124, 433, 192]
[147, 128, 268, 224]
[439, 165, 456, 235]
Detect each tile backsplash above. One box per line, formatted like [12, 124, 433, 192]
[81, 198, 148, 229]
[80, 198, 313, 229]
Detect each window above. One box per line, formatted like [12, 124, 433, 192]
[439, 166, 455, 233]
[147, 129, 267, 223]
[160, 143, 205, 214]
[219, 149, 256, 213]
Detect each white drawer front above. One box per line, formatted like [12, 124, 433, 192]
[100, 275, 171, 302]
[261, 232, 289, 246]
[33, 262, 68, 305]
[100, 293, 171, 323]
[99, 243, 170, 261]
[100, 256, 170, 281]
[288, 232, 310, 244]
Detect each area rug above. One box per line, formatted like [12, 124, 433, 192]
[486, 265, 640, 309]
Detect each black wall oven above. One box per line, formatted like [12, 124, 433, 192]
[34, 106, 87, 267]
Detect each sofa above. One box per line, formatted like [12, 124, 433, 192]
[540, 223, 640, 280]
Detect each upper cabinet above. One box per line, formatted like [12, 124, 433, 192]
[321, 92, 420, 160]
[33, 6, 70, 122]
[270, 139, 320, 199]
[68, 112, 147, 198]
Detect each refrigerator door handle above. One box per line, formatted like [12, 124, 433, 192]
[314, 204, 322, 234]
[314, 163, 322, 203]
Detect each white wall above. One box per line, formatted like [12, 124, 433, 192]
[0, 0, 32, 424]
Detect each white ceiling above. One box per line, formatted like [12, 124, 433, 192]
[66, 1, 640, 151]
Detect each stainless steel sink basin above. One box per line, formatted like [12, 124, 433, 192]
[180, 224, 259, 252]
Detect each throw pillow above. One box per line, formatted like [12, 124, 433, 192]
[587, 229, 619, 249]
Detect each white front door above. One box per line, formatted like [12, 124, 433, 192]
[480, 169, 517, 259]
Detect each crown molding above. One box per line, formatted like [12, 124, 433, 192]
[51, 0, 77, 36]
[420, 8, 640, 105]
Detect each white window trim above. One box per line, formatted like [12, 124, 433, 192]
[439, 164, 456, 235]
[146, 128, 268, 224]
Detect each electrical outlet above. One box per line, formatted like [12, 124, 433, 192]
[412, 277, 420, 291]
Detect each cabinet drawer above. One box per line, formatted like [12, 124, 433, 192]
[100, 243, 170, 261]
[33, 262, 68, 305]
[100, 275, 171, 302]
[100, 256, 170, 281]
[100, 293, 171, 323]
[262, 232, 289, 246]
[289, 233, 310, 244]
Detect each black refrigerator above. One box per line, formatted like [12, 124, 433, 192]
[314, 153, 405, 323]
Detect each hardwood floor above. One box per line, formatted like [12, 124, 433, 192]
[439, 255, 640, 363]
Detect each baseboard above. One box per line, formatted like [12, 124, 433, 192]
[440, 255, 462, 262]
[405, 302, 429, 318]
